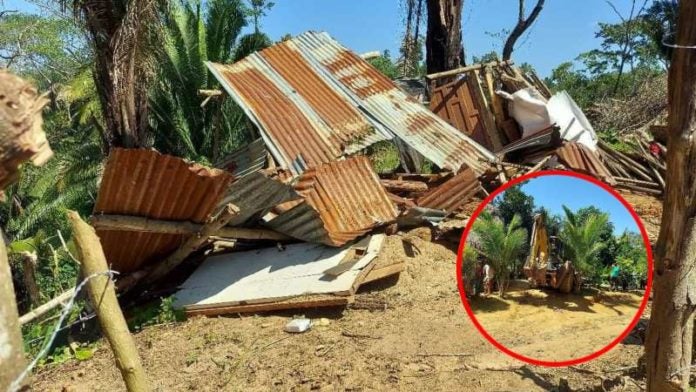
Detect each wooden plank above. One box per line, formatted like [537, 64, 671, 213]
[185, 296, 353, 317]
[426, 60, 513, 81]
[360, 263, 406, 285]
[472, 70, 503, 151]
[91, 214, 291, 241]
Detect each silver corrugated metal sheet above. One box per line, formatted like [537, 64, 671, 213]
[216, 138, 268, 177]
[208, 31, 494, 175]
[219, 171, 301, 226]
[292, 31, 495, 173]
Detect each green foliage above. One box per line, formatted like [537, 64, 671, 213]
[559, 206, 609, 283]
[472, 212, 528, 296]
[0, 13, 90, 87]
[128, 297, 186, 331]
[367, 141, 401, 173]
[150, 0, 269, 163]
[368, 50, 399, 80]
[493, 183, 535, 243]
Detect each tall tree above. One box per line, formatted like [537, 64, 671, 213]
[644, 1, 696, 390]
[425, 0, 463, 74]
[502, 0, 546, 61]
[149, 0, 267, 163]
[62, 0, 161, 149]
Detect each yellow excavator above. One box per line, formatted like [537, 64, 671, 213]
[523, 212, 581, 294]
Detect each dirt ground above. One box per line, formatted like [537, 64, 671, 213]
[31, 224, 651, 392]
[471, 284, 643, 362]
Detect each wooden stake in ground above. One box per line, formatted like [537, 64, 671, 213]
[645, 2, 696, 391]
[68, 211, 150, 392]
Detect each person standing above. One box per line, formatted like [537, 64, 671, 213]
[610, 263, 620, 291]
[483, 263, 495, 296]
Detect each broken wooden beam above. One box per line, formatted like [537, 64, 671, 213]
[380, 179, 428, 193]
[140, 204, 241, 286]
[19, 288, 74, 325]
[425, 60, 513, 81]
[91, 214, 290, 241]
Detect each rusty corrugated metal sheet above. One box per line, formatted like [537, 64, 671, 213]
[260, 41, 373, 144]
[555, 142, 616, 185]
[416, 168, 482, 214]
[264, 156, 397, 246]
[208, 31, 494, 175]
[93, 149, 233, 273]
[292, 31, 495, 174]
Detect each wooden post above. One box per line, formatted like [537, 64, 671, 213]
[645, 1, 696, 391]
[19, 288, 74, 325]
[0, 232, 25, 391]
[68, 211, 150, 392]
[21, 252, 41, 308]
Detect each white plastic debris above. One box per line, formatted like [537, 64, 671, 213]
[497, 88, 551, 138]
[284, 318, 312, 333]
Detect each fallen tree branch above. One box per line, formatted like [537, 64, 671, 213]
[19, 288, 74, 325]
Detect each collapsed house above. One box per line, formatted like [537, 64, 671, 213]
[89, 31, 665, 317]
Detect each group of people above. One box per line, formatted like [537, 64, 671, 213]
[472, 260, 496, 297]
[608, 263, 647, 291]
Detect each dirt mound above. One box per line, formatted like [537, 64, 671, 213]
[31, 230, 647, 391]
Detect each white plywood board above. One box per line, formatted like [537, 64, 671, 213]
[174, 234, 384, 309]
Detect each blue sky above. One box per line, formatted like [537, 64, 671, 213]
[498, 175, 640, 234]
[4, 0, 641, 77]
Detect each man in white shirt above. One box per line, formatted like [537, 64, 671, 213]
[483, 263, 495, 296]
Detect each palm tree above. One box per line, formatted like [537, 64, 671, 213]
[471, 212, 528, 297]
[559, 206, 608, 282]
[62, 0, 162, 148]
[149, 0, 272, 163]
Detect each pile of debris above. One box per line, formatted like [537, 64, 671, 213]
[88, 31, 664, 318]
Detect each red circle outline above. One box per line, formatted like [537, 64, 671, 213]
[455, 169, 654, 367]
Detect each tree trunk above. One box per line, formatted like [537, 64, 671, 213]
[75, 1, 157, 149]
[645, 1, 696, 391]
[21, 252, 40, 308]
[68, 211, 150, 392]
[426, 0, 464, 75]
[0, 234, 25, 391]
[502, 0, 546, 61]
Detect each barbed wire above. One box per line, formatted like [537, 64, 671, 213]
[9, 270, 119, 392]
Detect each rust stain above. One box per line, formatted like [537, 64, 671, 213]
[555, 143, 616, 186]
[417, 167, 482, 214]
[325, 50, 393, 99]
[260, 43, 372, 143]
[93, 149, 233, 273]
[266, 156, 397, 246]
[219, 67, 339, 167]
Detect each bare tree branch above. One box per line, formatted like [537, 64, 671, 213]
[502, 0, 546, 61]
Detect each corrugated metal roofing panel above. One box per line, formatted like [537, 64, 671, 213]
[218, 171, 301, 227]
[216, 138, 268, 177]
[416, 168, 482, 214]
[208, 31, 493, 175]
[555, 142, 616, 185]
[93, 149, 233, 273]
[260, 41, 373, 143]
[264, 156, 397, 246]
[208, 60, 339, 170]
[293, 31, 495, 174]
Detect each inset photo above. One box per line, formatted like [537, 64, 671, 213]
[459, 172, 651, 365]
